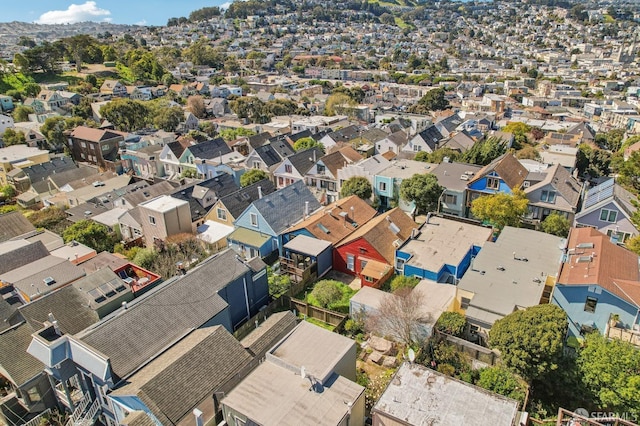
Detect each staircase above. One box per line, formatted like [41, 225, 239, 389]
[64, 396, 101, 426]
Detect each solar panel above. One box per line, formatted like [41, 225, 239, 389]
[584, 179, 615, 209]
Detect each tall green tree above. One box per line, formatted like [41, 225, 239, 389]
[470, 189, 528, 229]
[62, 220, 118, 253]
[400, 173, 444, 218]
[293, 137, 324, 153]
[540, 213, 570, 237]
[460, 137, 508, 166]
[577, 333, 640, 416]
[100, 98, 150, 131]
[1, 128, 26, 146]
[408, 88, 449, 113]
[12, 105, 34, 123]
[489, 304, 567, 383]
[340, 176, 372, 200]
[153, 106, 183, 132]
[476, 366, 527, 407]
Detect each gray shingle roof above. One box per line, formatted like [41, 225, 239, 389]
[18, 285, 99, 335]
[188, 138, 232, 160]
[254, 144, 283, 167]
[0, 298, 17, 333]
[0, 212, 36, 243]
[120, 411, 157, 426]
[0, 240, 49, 275]
[116, 326, 253, 425]
[252, 180, 321, 235]
[123, 181, 176, 208]
[21, 157, 77, 185]
[218, 179, 276, 219]
[269, 137, 295, 159]
[171, 174, 239, 222]
[78, 249, 249, 379]
[241, 311, 297, 358]
[48, 166, 99, 189]
[416, 125, 445, 150]
[286, 147, 324, 175]
[0, 323, 44, 386]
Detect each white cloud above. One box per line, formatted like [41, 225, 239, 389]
[135, 19, 147, 26]
[36, 1, 111, 25]
[219, 2, 232, 9]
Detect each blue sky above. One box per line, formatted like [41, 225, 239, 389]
[1, 1, 231, 26]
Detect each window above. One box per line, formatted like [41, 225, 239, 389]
[346, 254, 355, 271]
[364, 276, 374, 283]
[250, 213, 258, 227]
[278, 177, 284, 186]
[26, 387, 41, 403]
[360, 259, 368, 270]
[101, 144, 111, 152]
[285, 164, 293, 173]
[217, 208, 227, 221]
[317, 165, 325, 174]
[80, 141, 86, 148]
[584, 297, 598, 313]
[413, 144, 421, 152]
[396, 257, 405, 272]
[461, 297, 471, 310]
[252, 161, 260, 169]
[523, 181, 530, 188]
[379, 182, 387, 191]
[599, 208, 617, 223]
[540, 190, 557, 203]
[444, 194, 457, 204]
[486, 177, 499, 189]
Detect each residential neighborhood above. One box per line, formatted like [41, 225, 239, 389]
[0, 0, 639, 425]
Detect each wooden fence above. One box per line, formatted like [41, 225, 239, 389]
[436, 330, 500, 366]
[233, 296, 290, 341]
[289, 297, 348, 329]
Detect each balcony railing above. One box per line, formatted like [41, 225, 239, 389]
[606, 324, 640, 347]
[279, 256, 315, 285]
[54, 375, 84, 408]
[22, 409, 51, 426]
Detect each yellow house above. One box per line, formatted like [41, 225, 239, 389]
[0, 145, 50, 186]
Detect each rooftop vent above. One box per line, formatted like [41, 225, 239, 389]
[92, 181, 105, 187]
[576, 242, 594, 249]
[43, 277, 56, 286]
[460, 174, 469, 181]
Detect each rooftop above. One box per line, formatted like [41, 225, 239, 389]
[0, 145, 48, 162]
[378, 159, 435, 179]
[457, 227, 564, 326]
[283, 235, 332, 257]
[430, 162, 483, 191]
[373, 363, 519, 426]
[140, 194, 188, 213]
[399, 216, 492, 275]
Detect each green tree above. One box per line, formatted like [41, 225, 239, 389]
[408, 88, 449, 113]
[132, 248, 158, 269]
[40, 116, 68, 148]
[1, 128, 26, 146]
[595, 128, 625, 152]
[12, 105, 33, 123]
[502, 122, 531, 149]
[435, 312, 467, 337]
[72, 97, 93, 120]
[489, 304, 567, 382]
[340, 176, 372, 200]
[267, 266, 290, 297]
[415, 147, 460, 163]
[576, 145, 611, 179]
[26, 206, 66, 230]
[471, 190, 529, 229]
[293, 137, 324, 153]
[460, 137, 508, 165]
[310, 280, 342, 308]
[240, 169, 269, 187]
[577, 333, 640, 416]
[229, 96, 268, 124]
[617, 150, 640, 193]
[541, 213, 570, 237]
[219, 127, 256, 142]
[23, 83, 41, 97]
[62, 220, 118, 253]
[0, 185, 16, 199]
[153, 105, 184, 132]
[400, 173, 444, 218]
[389, 275, 420, 292]
[100, 98, 150, 131]
[625, 234, 640, 256]
[324, 93, 354, 116]
[476, 366, 527, 406]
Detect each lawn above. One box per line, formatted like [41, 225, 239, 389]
[302, 316, 336, 331]
[306, 279, 357, 314]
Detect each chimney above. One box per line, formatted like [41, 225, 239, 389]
[122, 301, 128, 310]
[313, 150, 317, 162]
[258, 186, 263, 199]
[305, 201, 309, 218]
[350, 206, 354, 220]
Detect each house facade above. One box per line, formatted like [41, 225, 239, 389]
[138, 195, 192, 247]
[68, 126, 123, 171]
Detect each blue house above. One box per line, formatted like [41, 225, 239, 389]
[466, 153, 528, 218]
[0, 95, 14, 112]
[372, 160, 435, 212]
[574, 178, 639, 244]
[26, 249, 269, 425]
[395, 215, 493, 283]
[280, 235, 333, 286]
[228, 180, 321, 260]
[554, 227, 640, 342]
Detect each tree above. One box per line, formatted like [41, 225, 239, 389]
[0, 185, 16, 199]
[310, 280, 342, 308]
[625, 234, 640, 256]
[40, 116, 68, 148]
[229, 96, 268, 124]
[460, 137, 508, 165]
[187, 95, 206, 118]
[502, 122, 531, 149]
[471, 190, 528, 229]
[400, 174, 444, 218]
[325, 93, 354, 116]
[340, 176, 372, 200]
[1, 128, 26, 146]
[240, 169, 268, 187]
[476, 366, 527, 406]
[435, 312, 467, 337]
[23, 83, 41, 97]
[576, 145, 611, 179]
[365, 287, 430, 346]
[541, 213, 570, 237]
[408, 88, 449, 113]
[415, 147, 460, 164]
[293, 137, 324, 153]
[153, 105, 183, 132]
[63, 35, 95, 72]
[389, 275, 420, 292]
[12, 105, 34, 123]
[617, 150, 640, 193]
[489, 304, 567, 382]
[100, 98, 150, 132]
[595, 128, 625, 152]
[62, 220, 118, 253]
[26, 206, 67, 230]
[219, 127, 256, 142]
[577, 333, 640, 416]
[267, 266, 290, 297]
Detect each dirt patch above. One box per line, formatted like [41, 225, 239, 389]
[324, 270, 361, 290]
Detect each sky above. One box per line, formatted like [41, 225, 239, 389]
[1, 1, 233, 26]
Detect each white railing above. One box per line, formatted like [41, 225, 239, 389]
[76, 398, 100, 426]
[65, 395, 91, 426]
[22, 409, 51, 426]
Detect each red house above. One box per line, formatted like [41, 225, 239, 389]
[334, 208, 417, 288]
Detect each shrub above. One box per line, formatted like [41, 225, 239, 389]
[390, 275, 420, 292]
[309, 280, 342, 308]
[435, 312, 467, 337]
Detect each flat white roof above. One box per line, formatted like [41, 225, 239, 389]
[197, 220, 234, 244]
[140, 195, 187, 213]
[0, 145, 48, 162]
